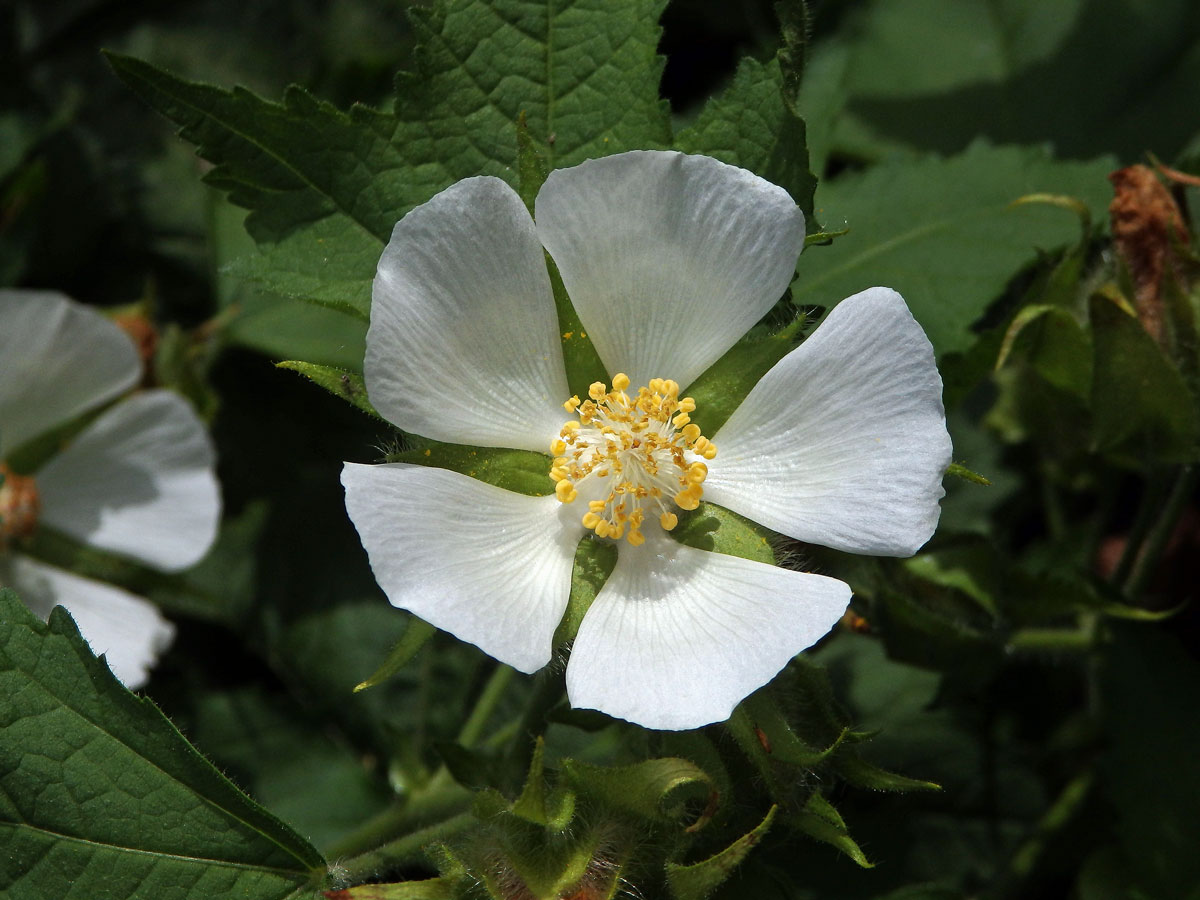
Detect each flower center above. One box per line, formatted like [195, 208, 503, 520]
[0, 462, 40, 549]
[550, 374, 717, 546]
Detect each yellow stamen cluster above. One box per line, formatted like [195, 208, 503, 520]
[549, 374, 717, 545]
[0, 462, 40, 548]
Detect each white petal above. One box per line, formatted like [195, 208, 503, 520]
[367, 177, 569, 453]
[38, 390, 221, 572]
[0, 290, 139, 456]
[566, 534, 851, 730]
[706, 287, 952, 556]
[536, 151, 805, 391]
[342, 462, 582, 673]
[2, 553, 175, 689]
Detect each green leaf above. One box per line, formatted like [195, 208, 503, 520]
[230, 297, 369, 371]
[666, 805, 777, 900]
[675, 56, 815, 224]
[842, 0, 1200, 162]
[795, 142, 1116, 356]
[110, 0, 671, 317]
[354, 617, 437, 693]
[996, 304, 1093, 398]
[277, 362, 382, 420]
[1090, 295, 1200, 464]
[792, 792, 872, 867]
[562, 757, 718, 831]
[0, 589, 326, 899]
[391, 442, 553, 496]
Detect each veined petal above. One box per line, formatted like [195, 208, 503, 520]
[368, 177, 569, 452]
[2, 553, 175, 689]
[706, 287, 952, 556]
[38, 390, 220, 572]
[536, 151, 805, 391]
[0, 290, 139, 456]
[342, 462, 582, 673]
[566, 535, 851, 730]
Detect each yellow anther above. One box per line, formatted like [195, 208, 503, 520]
[552, 376, 718, 542]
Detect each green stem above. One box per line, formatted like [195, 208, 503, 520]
[1124, 465, 1196, 601]
[1007, 625, 1095, 654]
[1110, 470, 1172, 588]
[324, 665, 514, 861]
[458, 663, 515, 747]
[337, 811, 477, 883]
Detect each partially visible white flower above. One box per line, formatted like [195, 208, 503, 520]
[343, 151, 953, 730]
[0, 290, 221, 688]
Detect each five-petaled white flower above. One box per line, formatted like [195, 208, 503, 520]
[0, 290, 221, 688]
[342, 150, 952, 730]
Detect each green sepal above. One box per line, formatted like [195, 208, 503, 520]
[666, 804, 778, 900]
[0, 589, 327, 899]
[390, 442, 553, 496]
[549, 256, 608, 399]
[512, 737, 576, 830]
[793, 792, 873, 868]
[804, 227, 849, 247]
[728, 692, 850, 776]
[277, 361, 383, 420]
[945, 462, 992, 486]
[832, 751, 941, 793]
[325, 879, 455, 899]
[553, 536, 618, 646]
[672, 503, 777, 567]
[685, 314, 803, 439]
[562, 757, 719, 831]
[354, 617, 437, 693]
[1090, 294, 1200, 464]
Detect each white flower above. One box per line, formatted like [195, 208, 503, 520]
[342, 151, 952, 730]
[0, 290, 221, 688]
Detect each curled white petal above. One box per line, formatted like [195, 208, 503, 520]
[706, 287, 952, 556]
[536, 151, 805, 391]
[342, 462, 582, 673]
[2, 553, 175, 689]
[368, 177, 569, 452]
[0, 290, 139, 456]
[566, 535, 851, 730]
[38, 390, 221, 572]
